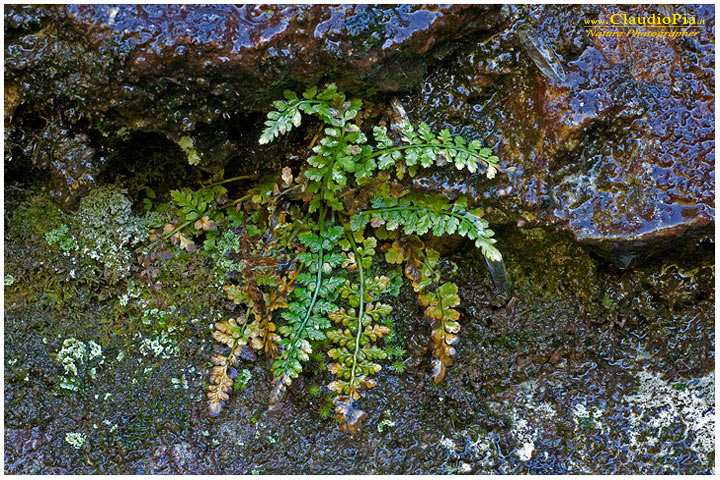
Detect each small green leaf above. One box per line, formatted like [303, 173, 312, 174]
[303, 86, 318, 99]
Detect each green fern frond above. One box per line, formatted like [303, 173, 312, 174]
[326, 231, 392, 433]
[270, 218, 346, 403]
[259, 84, 362, 145]
[159, 84, 505, 432]
[350, 194, 502, 262]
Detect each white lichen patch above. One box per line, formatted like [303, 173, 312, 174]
[623, 369, 714, 467]
[571, 402, 606, 435]
[566, 369, 715, 473]
[56, 338, 105, 390]
[64, 432, 87, 449]
[436, 427, 498, 474]
[439, 435, 456, 451]
[468, 433, 496, 471]
[88, 340, 102, 358]
[137, 332, 179, 359]
[515, 380, 557, 419]
[510, 415, 536, 461]
[504, 380, 558, 462]
[516, 441, 534, 462]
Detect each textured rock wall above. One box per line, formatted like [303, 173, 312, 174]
[405, 4, 714, 262]
[4, 4, 714, 259]
[5, 4, 502, 205]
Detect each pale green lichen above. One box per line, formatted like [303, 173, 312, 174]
[103, 419, 118, 433]
[212, 230, 243, 284]
[142, 306, 178, 332]
[138, 332, 179, 359]
[88, 340, 102, 358]
[119, 279, 144, 307]
[75, 187, 148, 282]
[233, 368, 252, 391]
[64, 432, 87, 449]
[45, 224, 77, 252]
[172, 375, 189, 390]
[56, 338, 105, 390]
[44, 187, 160, 284]
[57, 338, 88, 377]
[178, 135, 201, 165]
[377, 410, 396, 433]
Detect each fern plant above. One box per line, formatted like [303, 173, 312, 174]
[182, 84, 503, 431]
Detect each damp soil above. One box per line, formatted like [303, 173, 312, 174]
[3, 184, 714, 474]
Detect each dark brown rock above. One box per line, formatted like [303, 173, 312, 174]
[5, 4, 504, 206]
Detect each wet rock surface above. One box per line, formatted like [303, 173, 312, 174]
[5, 4, 503, 205]
[4, 186, 714, 474]
[404, 4, 714, 261]
[4, 3, 716, 475]
[5, 5, 714, 254]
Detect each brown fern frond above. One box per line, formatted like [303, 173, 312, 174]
[207, 355, 237, 416]
[223, 228, 299, 359]
[418, 282, 461, 383]
[259, 268, 299, 356]
[207, 317, 249, 416]
[333, 397, 367, 435]
[388, 235, 460, 383]
[269, 373, 291, 405]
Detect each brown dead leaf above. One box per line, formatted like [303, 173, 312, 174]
[194, 215, 216, 231]
[281, 166, 293, 187]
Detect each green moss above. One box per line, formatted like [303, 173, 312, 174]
[9, 195, 64, 237]
[178, 135, 201, 166]
[29, 186, 160, 286]
[503, 227, 600, 301]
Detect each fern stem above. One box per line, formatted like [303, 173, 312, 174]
[203, 175, 252, 189]
[320, 125, 346, 202]
[365, 143, 494, 163]
[360, 205, 481, 226]
[219, 193, 252, 210]
[280, 205, 326, 373]
[161, 220, 194, 240]
[347, 232, 365, 400]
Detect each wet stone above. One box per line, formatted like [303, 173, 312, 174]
[405, 4, 714, 262]
[4, 4, 503, 206]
